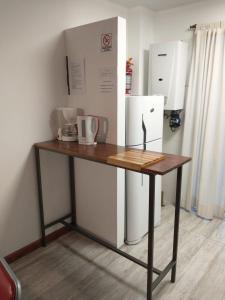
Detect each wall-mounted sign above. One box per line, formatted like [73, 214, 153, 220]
[98, 66, 114, 93]
[101, 33, 112, 52]
[70, 58, 86, 95]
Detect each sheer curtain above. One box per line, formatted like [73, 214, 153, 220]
[181, 23, 225, 219]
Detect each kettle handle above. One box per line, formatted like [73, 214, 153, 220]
[91, 116, 99, 142]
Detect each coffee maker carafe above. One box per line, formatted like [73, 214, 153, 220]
[56, 107, 77, 141]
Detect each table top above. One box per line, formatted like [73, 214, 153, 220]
[34, 140, 191, 175]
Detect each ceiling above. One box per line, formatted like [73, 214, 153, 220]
[110, 0, 208, 11]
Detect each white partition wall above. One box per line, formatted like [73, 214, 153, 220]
[65, 17, 126, 247]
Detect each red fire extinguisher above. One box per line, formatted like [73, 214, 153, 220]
[126, 58, 134, 95]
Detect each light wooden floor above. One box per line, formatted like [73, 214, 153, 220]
[12, 205, 225, 300]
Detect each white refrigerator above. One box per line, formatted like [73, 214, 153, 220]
[125, 95, 164, 244]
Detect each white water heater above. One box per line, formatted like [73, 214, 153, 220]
[148, 40, 188, 110]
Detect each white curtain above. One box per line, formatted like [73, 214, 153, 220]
[181, 24, 225, 219]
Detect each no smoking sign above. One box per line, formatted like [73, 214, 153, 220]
[101, 33, 112, 52]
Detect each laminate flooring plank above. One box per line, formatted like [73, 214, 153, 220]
[14, 234, 106, 300]
[190, 244, 225, 300]
[153, 229, 207, 296]
[210, 220, 225, 244]
[179, 211, 204, 233]
[188, 217, 221, 238]
[160, 205, 175, 222]
[35, 249, 118, 300]
[11, 205, 225, 300]
[155, 239, 224, 300]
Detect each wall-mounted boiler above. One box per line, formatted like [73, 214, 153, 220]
[148, 40, 188, 111]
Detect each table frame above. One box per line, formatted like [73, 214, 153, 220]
[34, 146, 183, 300]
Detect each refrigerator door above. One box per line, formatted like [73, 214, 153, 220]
[126, 139, 162, 244]
[125, 96, 144, 146]
[142, 96, 164, 143]
[126, 96, 164, 146]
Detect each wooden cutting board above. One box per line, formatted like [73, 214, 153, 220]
[107, 149, 165, 171]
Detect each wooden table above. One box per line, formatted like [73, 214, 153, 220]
[34, 140, 191, 300]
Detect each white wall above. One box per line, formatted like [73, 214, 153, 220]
[127, 6, 155, 95]
[0, 0, 127, 256]
[154, 0, 225, 204]
[2, 0, 224, 256]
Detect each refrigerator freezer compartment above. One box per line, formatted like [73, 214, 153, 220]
[126, 96, 164, 146]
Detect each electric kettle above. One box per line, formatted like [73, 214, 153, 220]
[77, 115, 99, 145]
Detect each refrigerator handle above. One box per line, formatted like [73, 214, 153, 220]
[141, 114, 146, 186]
[142, 114, 147, 150]
[66, 56, 70, 95]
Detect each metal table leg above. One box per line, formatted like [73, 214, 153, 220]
[147, 174, 155, 300]
[171, 166, 183, 282]
[68, 156, 76, 225]
[34, 147, 46, 247]
[35, 150, 77, 247]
